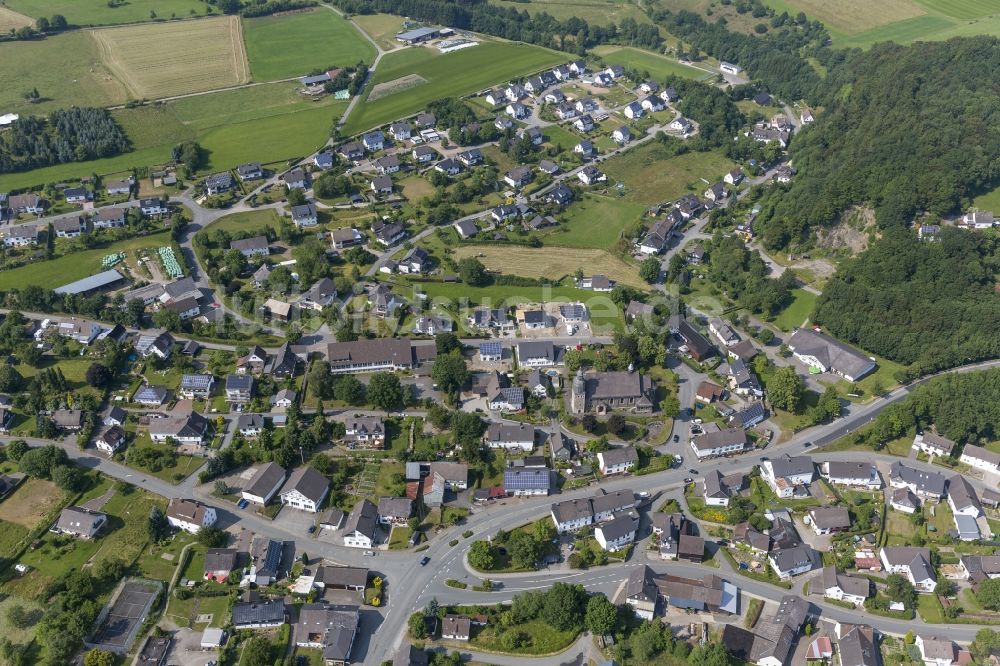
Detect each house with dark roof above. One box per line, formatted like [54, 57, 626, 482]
[232, 594, 287, 629]
[204, 548, 238, 582]
[242, 462, 287, 505]
[597, 447, 638, 476]
[595, 513, 638, 551]
[787, 328, 875, 382]
[56, 506, 106, 538]
[343, 499, 378, 549]
[569, 369, 655, 415]
[822, 566, 870, 605]
[295, 604, 359, 665]
[677, 318, 714, 362]
[879, 546, 936, 591]
[279, 466, 330, 513]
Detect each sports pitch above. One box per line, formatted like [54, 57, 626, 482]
[91, 16, 249, 99]
[88, 580, 162, 653]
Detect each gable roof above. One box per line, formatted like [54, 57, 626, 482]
[281, 466, 329, 503]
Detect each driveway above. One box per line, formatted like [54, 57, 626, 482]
[164, 627, 218, 666]
[274, 505, 319, 540]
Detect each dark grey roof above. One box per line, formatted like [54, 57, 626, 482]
[205, 548, 237, 573]
[281, 466, 330, 503]
[245, 462, 286, 499]
[226, 374, 254, 392]
[297, 604, 359, 662]
[316, 566, 368, 588]
[56, 506, 105, 535]
[377, 497, 413, 519]
[600, 446, 638, 466]
[597, 513, 637, 541]
[810, 506, 850, 530]
[787, 328, 875, 379]
[889, 462, 946, 496]
[54, 269, 124, 295]
[232, 598, 286, 626]
[134, 385, 168, 403]
[344, 499, 378, 539]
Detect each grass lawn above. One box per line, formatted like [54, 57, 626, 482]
[601, 143, 737, 206]
[0, 30, 128, 118]
[352, 13, 405, 50]
[549, 192, 646, 249]
[0, 230, 174, 290]
[451, 245, 645, 287]
[202, 208, 283, 236]
[541, 124, 581, 152]
[917, 593, 945, 623]
[772, 288, 817, 331]
[293, 648, 326, 666]
[137, 531, 197, 580]
[469, 619, 578, 655]
[344, 41, 563, 135]
[0, 596, 44, 646]
[6, 0, 210, 25]
[591, 45, 715, 81]
[972, 182, 1000, 214]
[126, 434, 204, 484]
[243, 9, 377, 81]
[388, 526, 413, 550]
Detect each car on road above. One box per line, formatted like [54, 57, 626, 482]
[420, 556, 430, 566]
[759, 456, 768, 461]
[307, 525, 316, 534]
[688, 468, 698, 474]
[673, 435, 680, 443]
[803, 441, 812, 447]
[237, 499, 249, 509]
[683, 477, 693, 483]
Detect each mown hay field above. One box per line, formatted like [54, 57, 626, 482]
[0, 6, 33, 31]
[452, 245, 645, 287]
[91, 15, 249, 99]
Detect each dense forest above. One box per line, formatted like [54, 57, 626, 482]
[813, 228, 1000, 379]
[705, 232, 795, 315]
[858, 368, 1000, 451]
[0, 108, 130, 174]
[759, 37, 1000, 248]
[334, 0, 661, 53]
[650, 9, 830, 102]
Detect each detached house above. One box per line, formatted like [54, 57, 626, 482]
[279, 466, 330, 513]
[485, 422, 534, 451]
[343, 499, 378, 549]
[167, 499, 217, 534]
[291, 203, 318, 227]
[879, 546, 936, 591]
[597, 447, 638, 476]
[762, 455, 815, 498]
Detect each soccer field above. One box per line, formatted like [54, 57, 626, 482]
[343, 41, 564, 135]
[91, 16, 249, 99]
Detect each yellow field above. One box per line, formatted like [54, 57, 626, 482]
[453, 245, 645, 287]
[0, 479, 63, 528]
[352, 13, 405, 50]
[91, 16, 250, 100]
[770, 0, 925, 32]
[0, 6, 33, 32]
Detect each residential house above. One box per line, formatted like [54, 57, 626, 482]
[236, 413, 264, 438]
[134, 385, 168, 407]
[625, 565, 659, 620]
[343, 499, 378, 549]
[959, 444, 1000, 474]
[390, 121, 413, 141]
[291, 203, 318, 227]
[204, 548, 238, 582]
[574, 114, 595, 132]
[314, 152, 335, 170]
[55, 506, 106, 539]
[442, 615, 471, 641]
[504, 166, 533, 189]
[578, 165, 606, 186]
[808, 506, 851, 535]
[237, 163, 263, 181]
[370, 175, 393, 196]
[345, 417, 385, 450]
[516, 341, 560, 367]
[595, 513, 638, 551]
[166, 499, 217, 534]
[822, 461, 882, 489]
[888, 462, 946, 500]
[52, 409, 84, 431]
[96, 425, 125, 455]
[702, 470, 746, 507]
[377, 497, 413, 525]
[485, 422, 534, 451]
[3, 225, 39, 246]
[412, 145, 436, 163]
[94, 207, 126, 229]
[574, 139, 595, 158]
[623, 101, 644, 119]
[690, 428, 749, 460]
[204, 172, 234, 195]
[140, 197, 169, 216]
[915, 636, 967, 666]
[762, 455, 815, 498]
[769, 544, 815, 580]
[242, 462, 287, 506]
[503, 468, 552, 496]
[879, 547, 936, 591]
[890, 488, 920, 514]
[330, 228, 364, 249]
[457, 148, 483, 167]
[823, 566, 871, 605]
[913, 431, 956, 458]
[612, 126, 631, 144]
[362, 131, 385, 152]
[597, 447, 638, 476]
[569, 369, 654, 414]
[372, 220, 406, 245]
[280, 466, 331, 513]
[787, 328, 876, 381]
[294, 604, 359, 665]
[669, 117, 693, 134]
[64, 187, 88, 205]
[231, 235, 269, 258]
[375, 155, 400, 175]
[677, 318, 714, 362]
[225, 374, 254, 404]
[338, 142, 364, 161]
[53, 216, 85, 238]
[232, 594, 286, 630]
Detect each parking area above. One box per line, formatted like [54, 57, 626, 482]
[274, 505, 319, 537]
[165, 627, 218, 666]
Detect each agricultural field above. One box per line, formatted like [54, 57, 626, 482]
[91, 16, 249, 99]
[343, 41, 564, 135]
[242, 8, 376, 82]
[352, 13, 406, 50]
[0, 5, 32, 32]
[491, 0, 652, 25]
[550, 193, 647, 249]
[453, 245, 645, 287]
[601, 143, 738, 206]
[0, 30, 130, 116]
[0, 230, 175, 290]
[591, 46, 715, 81]
[759, 0, 1000, 46]
[5, 0, 211, 26]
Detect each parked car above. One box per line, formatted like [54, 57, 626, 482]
[420, 556, 430, 566]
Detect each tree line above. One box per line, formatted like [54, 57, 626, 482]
[333, 0, 661, 53]
[0, 108, 130, 174]
[813, 228, 1000, 379]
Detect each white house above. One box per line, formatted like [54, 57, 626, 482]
[822, 566, 870, 606]
[241, 462, 287, 506]
[960, 444, 1000, 474]
[915, 636, 961, 666]
[594, 514, 637, 551]
[761, 456, 815, 498]
[879, 547, 936, 592]
[279, 466, 330, 513]
[166, 499, 217, 534]
[343, 499, 378, 549]
[597, 447, 637, 476]
[822, 461, 882, 489]
[484, 422, 534, 451]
